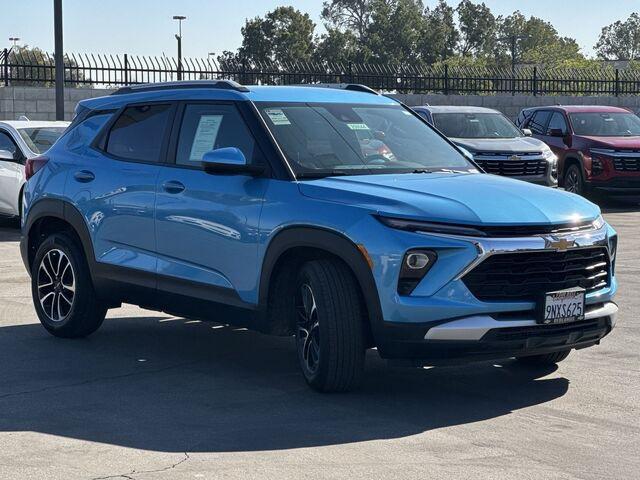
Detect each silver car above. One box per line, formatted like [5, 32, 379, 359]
[0, 120, 69, 220]
[413, 106, 558, 187]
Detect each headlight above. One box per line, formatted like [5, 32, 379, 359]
[592, 215, 605, 230]
[542, 147, 557, 161]
[376, 215, 487, 237]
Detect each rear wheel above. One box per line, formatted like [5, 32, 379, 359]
[564, 164, 585, 196]
[516, 349, 571, 366]
[294, 259, 365, 393]
[32, 232, 107, 338]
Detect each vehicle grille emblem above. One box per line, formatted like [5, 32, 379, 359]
[509, 155, 521, 161]
[544, 236, 576, 252]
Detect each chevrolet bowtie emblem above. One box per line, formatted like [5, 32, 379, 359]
[509, 155, 521, 161]
[545, 237, 576, 251]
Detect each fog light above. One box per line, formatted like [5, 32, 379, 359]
[406, 252, 431, 269]
[398, 250, 437, 295]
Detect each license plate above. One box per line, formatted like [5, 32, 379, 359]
[539, 288, 586, 324]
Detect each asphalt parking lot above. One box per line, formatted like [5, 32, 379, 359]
[0, 204, 638, 480]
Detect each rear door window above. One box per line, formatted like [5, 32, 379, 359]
[106, 104, 173, 162]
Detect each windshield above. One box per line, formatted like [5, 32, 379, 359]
[18, 127, 67, 154]
[432, 113, 523, 139]
[569, 112, 640, 137]
[257, 102, 474, 177]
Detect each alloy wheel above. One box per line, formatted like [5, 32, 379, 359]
[565, 169, 580, 193]
[37, 249, 75, 322]
[296, 283, 321, 375]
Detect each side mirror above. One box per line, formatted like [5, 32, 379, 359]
[548, 128, 565, 137]
[201, 147, 265, 176]
[0, 149, 15, 161]
[522, 128, 532, 137]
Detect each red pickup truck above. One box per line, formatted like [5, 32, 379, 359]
[516, 105, 640, 196]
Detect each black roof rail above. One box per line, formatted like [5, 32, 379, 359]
[296, 83, 380, 95]
[111, 80, 250, 96]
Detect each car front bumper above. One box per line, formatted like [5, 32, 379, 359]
[377, 302, 616, 365]
[364, 219, 617, 364]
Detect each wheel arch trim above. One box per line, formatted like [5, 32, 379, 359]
[258, 225, 384, 336]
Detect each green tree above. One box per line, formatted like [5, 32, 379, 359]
[366, 0, 425, 64]
[236, 7, 315, 64]
[313, 28, 359, 64]
[321, 0, 374, 42]
[419, 0, 459, 64]
[496, 11, 583, 67]
[7, 45, 89, 87]
[456, 0, 497, 57]
[595, 12, 640, 60]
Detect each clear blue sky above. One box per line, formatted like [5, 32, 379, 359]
[2, 0, 638, 59]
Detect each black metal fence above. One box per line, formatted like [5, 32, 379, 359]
[2, 48, 640, 96]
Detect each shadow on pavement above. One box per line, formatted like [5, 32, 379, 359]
[0, 220, 21, 242]
[0, 315, 568, 453]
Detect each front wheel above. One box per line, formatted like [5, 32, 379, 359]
[32, 232, 108, 338]
[294, 259, 365, 393]
[563, 164, 585, 196]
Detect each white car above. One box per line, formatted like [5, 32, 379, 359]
[0, 120, 69, 219]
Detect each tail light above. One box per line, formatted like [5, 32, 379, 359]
[25, 155, 49, 180]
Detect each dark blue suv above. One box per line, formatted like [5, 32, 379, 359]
[21, 81, 618, 392]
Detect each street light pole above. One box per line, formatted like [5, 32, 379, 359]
[8, 37, 20, 47]
[173, 15, 186, 81]
[54, 0, 64, 120]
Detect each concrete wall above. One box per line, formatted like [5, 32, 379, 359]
[0, 87, 112, 121]
[392, 94, 640, 119]
[2, 86, 640, 122]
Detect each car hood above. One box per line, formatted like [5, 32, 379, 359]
[299, 172, 600, 226]
[579, 136, 640, 149]
[450, 137, 546, 153]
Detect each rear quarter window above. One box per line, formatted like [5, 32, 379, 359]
[65, 112, 114, 153]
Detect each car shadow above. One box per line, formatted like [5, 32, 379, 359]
[0, 315, 568, 453]
[0, 221, 21, 242]
[591, 195, 640, 213]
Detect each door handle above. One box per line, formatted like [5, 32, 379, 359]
[74, 170, 95, 183]
[162, 180, 185, 194]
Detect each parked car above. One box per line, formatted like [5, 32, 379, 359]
[0, 120, 69, 220]
[516, 105, 640, 196]
[21, 81, 618, 392]
[413, 106, 558, 187]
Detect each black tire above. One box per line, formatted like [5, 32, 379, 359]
[563, 164, 585, 196]
[31, 232, 107, 338]
[516, 349, 571, 366]
[294, 259, 365, 393]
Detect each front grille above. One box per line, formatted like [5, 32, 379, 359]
[475, 159, 547, 177]
[463, 247, 610, 302]
[613, 157, 640, 172]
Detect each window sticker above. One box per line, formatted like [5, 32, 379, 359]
[189, 115, 223, 162]
[265, 109, 291, 126]
[347, 123, 370, 131]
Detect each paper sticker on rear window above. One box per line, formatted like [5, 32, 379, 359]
[265, 109, 291, 126]
[347, 123, 370, 131]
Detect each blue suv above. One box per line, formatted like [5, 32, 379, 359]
[21, 81, 618, 392]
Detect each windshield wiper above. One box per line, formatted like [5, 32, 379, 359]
[296, 170, 351, 179]
[411, 168, 435, 174]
